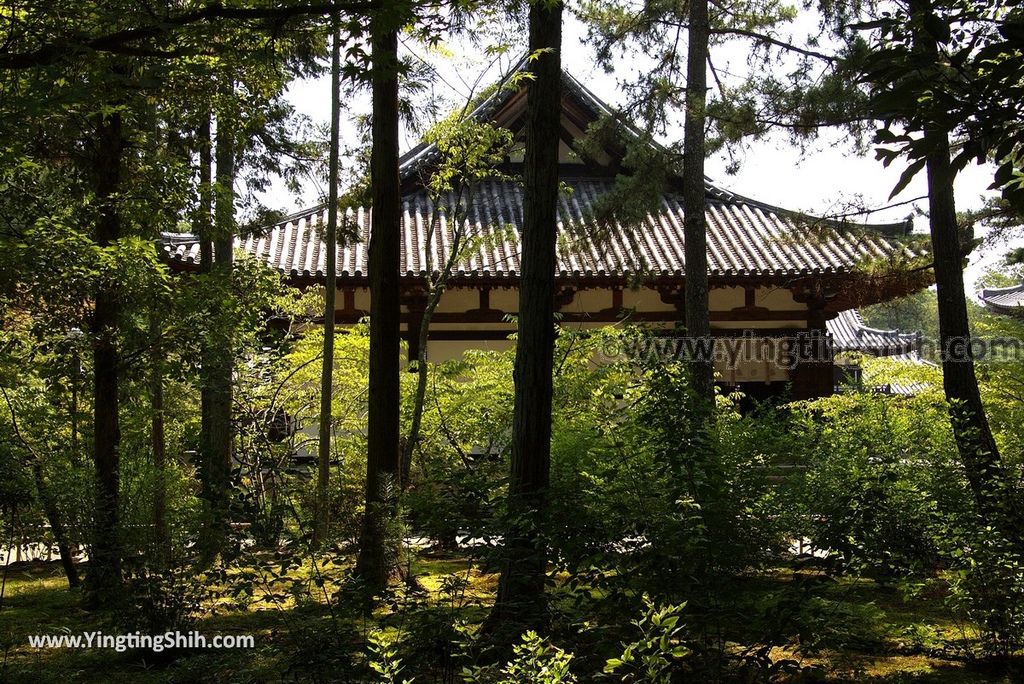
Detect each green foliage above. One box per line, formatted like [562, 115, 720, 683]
[862, 289, 941, 345]
[405, 348, 514, 549]
[547, 331, 783, 597]
[423, 116, 514, 196]
[786, 386, 1024, 658]
[853, 0, 1024, 208]
[368, 629, 414, 684]
[119, 560, 207, 635]
[463, 631, 577, 684]
[946, 526, 1024, 658]
[787, 392, 968, 577]
[603, 595, 689, 683]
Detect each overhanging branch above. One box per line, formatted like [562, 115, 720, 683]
[0, 1, 379, 69]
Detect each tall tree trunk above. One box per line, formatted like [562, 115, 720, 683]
[195, 114, 215, 562]
[911, 0, 1019, 544]
[196, 113, 214, 272]
[491, 0, 562, 628]
[314, 16, 342, 547]
[198, 103, 236, 563]
[70, 347, 80, 465]
[924, 126, 1017, 535]
[150, 314, 169, 562]
[683, 0, 714, 410]
[85, 110, 124, 607]
[355, 15, 402, 590]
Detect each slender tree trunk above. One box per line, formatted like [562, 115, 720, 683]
[683, 0, 714, 410]
[70, 349, 80, 465]
[314, 16, 342, 547]
[198, 102, 236, 563]
[491, 0, 562, 628]
[195, 113, 215, 561]
[0, 386, 80, 588]
[909, 0, 1019, 543]
[355, 15, 402, 590]
[403, 194, 471, 483]
[197, 113, 214, 272]
[85, 110, 124, 607]
[32, 461, 79, 587]
[150, 314, 169, 561]
[924, 126, 1016, 534]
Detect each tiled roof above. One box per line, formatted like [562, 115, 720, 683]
[826, 309, 920, 356]
[162, 178, 913, 281]
[872, 381, 932, 396]
[979, 283, 1024, 315]
[162, 62, 919, 285]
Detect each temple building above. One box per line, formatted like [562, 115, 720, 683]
[162, 67, 930, 400]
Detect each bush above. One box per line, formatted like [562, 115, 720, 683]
[786, 392, 970, 578]
[463, 631, 577, 684]
[603, 595, 689, 683]
[946, 525, 1024, 657]
[119, 560, 206, 635]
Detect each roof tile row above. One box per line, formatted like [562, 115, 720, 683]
[163, 179, 908, 281]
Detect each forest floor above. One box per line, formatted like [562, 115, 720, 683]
[0, 556, 1021, 683]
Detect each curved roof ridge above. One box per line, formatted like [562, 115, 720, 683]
[849, 308, 917, 338]
[827, 309, 921, 356]
[980, 282, 1024, 298]
[979, 282, 1024, 314]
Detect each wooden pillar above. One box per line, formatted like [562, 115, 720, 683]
[790, 305, 834, 400]
[402, 292, 427, 365]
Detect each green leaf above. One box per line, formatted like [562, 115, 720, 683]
[889, 158, 926, 200]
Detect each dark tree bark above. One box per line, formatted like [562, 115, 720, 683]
[150, 314, 169, 561]
[198, 103, 236, 563]
[910, 0, 1020, 543]
[84, 110, 124, 607]
[682, 0, 714, 410]
[355, 16, 402, 590]
[195, 113, 215, 558]
[491, 0, 563, 628]
[924, 121, 1017, 535]
[314, 15, 342, 547]
[196, 114, 214, 273]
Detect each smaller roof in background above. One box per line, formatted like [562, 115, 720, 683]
[826, 309, 921, 356]
[979, 283, 1024, 316]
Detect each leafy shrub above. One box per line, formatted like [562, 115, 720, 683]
[462, 631, 577, 684]
[119, 560, 206, 634]
[604, 595, 689, 683]
[368, 628, 413, 684]
[947, 525, 1024, 657]
[787, 392, 970, 577]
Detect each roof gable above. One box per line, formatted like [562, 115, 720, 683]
[398, 67, 626, 190]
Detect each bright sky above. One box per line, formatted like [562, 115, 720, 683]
[263, 11, 1021, 294]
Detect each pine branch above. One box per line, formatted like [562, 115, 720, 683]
[658, 19, 837, 62]
[0, 0, 380, 69]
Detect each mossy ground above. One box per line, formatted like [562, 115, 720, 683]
[0, 559, 1020, 683]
